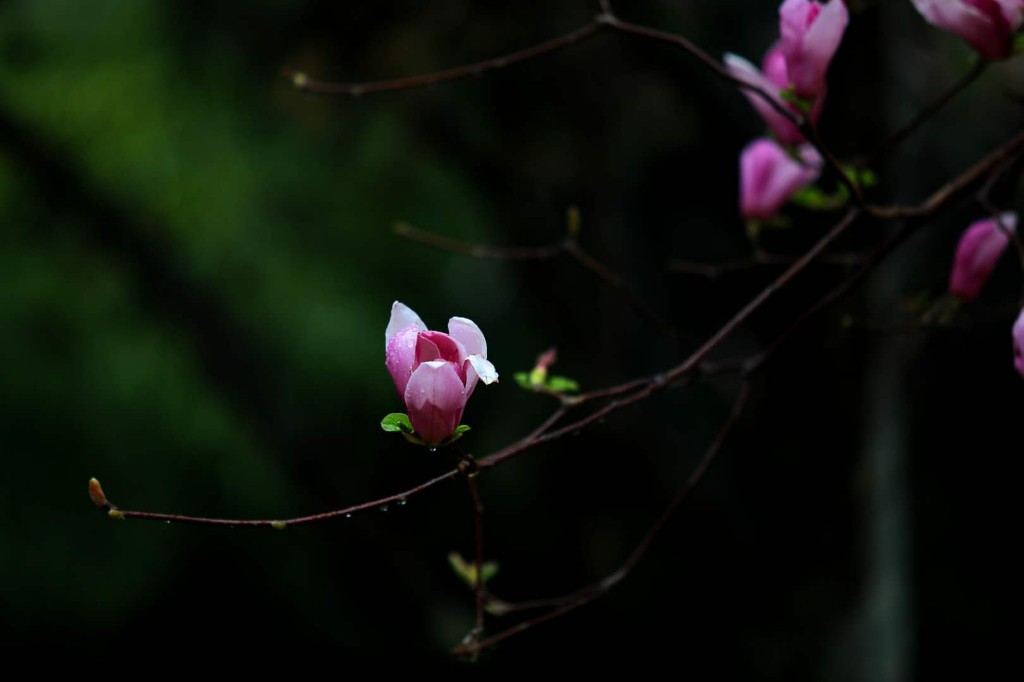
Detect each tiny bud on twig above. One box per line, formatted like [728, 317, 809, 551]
[88, 477, 109, 509]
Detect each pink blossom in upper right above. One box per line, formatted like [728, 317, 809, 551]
[739, 138, 822, 221]
[911, 0, 1024, 61]
[1013, 307, 1024, 378]
[948, 212, 1017, 301]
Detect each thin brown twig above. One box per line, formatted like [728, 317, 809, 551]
[463, 469, 487, 639]
[456, 380, 751, 656]
[285, 23, 603, 96]
[867, 128, 1024, 220]
[284, 9, 859, 205]
[88, 469, 460, 527]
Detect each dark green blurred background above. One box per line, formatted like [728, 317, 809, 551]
[2, 0, 1021, 675]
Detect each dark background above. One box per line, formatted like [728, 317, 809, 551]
[1, 0, 1021, 675]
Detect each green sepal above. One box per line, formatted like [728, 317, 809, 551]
[439, 424, 471, 446]
[381, 412, 414, 434]
[779, 86, 813, 115]
[1014, 33, 1024, 54]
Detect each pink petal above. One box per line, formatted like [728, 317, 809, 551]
[417, 330, 463, 364]
[912, 0, 1016, 60]
[781, 0, 848, 99]
[467, 355, 499, 385]
[948, 212, 1016, 301]
[404, 360, 468, 444]
[448, 316, 488, 358]
[740, 139, 822, 221]
[385, 301, 426, 343]
[1013, 307, 1024, 378]
[385, 327, 421, 398]
[724, 52, 805, 146]
[762, 43, 791, 90]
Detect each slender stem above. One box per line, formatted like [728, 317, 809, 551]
[525, 405, 568, 441]
[859, 61, 986, 168]
[464, 472, 487, 636]
[286, 23, 603, 96]
[93, 469, 459, 527]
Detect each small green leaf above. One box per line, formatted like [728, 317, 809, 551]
[545, 376, 579, 393]
[481, 563, 500, 583]
[381, 412, 413, 433]
[790, 185, 830, 209]
[1015, 33, 1024, 54]
[439, 424, 471, 446]
[448, 552, 500, 587]
[514, 372, 533, 389]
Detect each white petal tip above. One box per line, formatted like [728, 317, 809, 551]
[468, 355, 499, 385]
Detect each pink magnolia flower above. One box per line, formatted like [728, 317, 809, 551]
[911, 0, 1023, 60]
[740, 138, 822, 221]
[948, 212, 1017, 301]
[385, 301, 498, 445]
[779, 0, 850, 100]
[1013, 308, 1024, 378]
[725, 45, 818, 146]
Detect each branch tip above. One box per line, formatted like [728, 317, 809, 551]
[88, 477, 110, 509]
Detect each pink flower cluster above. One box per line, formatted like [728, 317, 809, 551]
[385, 302, 498, 445]
[726, 0, 848, 145]
[730, 1, 847, 221]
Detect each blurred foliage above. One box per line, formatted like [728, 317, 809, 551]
[1, 0, 1022, 674]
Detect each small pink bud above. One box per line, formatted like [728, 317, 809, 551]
[779, 0, 849, 100]
[739, 138, 822, 221]
[1013, 308, 1024, 378]
[911, 0, 1023, 60]
[948, 213, 1016, 301]
[385, 302, 498, 445]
